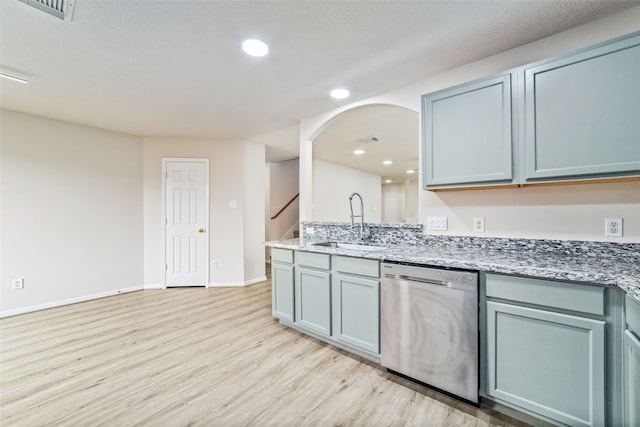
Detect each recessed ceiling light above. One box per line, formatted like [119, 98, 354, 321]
[406, 169, 415, 174]
[385, 179, 392, 184]
[383, 160, 393, 165]
[353, 149, 365, 155]
[242, 39, 269, 57]
[330, 88, 350, 99]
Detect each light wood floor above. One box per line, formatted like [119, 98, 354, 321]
[1, 277, 530, 426]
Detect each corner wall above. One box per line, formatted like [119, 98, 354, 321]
[243, 142, 266, 283]
[142, 137, 266, 287]
[0, 109, 144, 315]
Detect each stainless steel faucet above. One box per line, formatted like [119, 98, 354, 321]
[349, 192, 366, 240]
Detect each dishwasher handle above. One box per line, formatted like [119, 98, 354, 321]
[398, 274, 447, 286]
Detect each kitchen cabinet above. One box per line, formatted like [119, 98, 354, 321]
[422, 72, 515, 189]
[420, 31, 640, 189]
[625, 296, 640, 426]
[271, 248, 295, 322]
[522, 33, 640, 182]
[332, 256, 380, 354]
[484, 274, 606, 427]
[271, 249, 381, 362]
[295, 251, 332, 337]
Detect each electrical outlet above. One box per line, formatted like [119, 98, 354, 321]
[473, 217, 485, 232]
[427, 216, 448, 231]
[12, 278, 24, 290]
[211, 261, 218, 269]
[306, 227, 314, 235]
[605, 218, 623, 237]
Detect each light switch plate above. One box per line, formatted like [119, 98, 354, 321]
[427, 216, 448, 231]
[12, 278, 24, 290]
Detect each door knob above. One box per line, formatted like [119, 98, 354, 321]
[198, 228, 205, 233]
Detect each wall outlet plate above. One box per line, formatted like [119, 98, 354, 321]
[605, 217, 623, 237]
[473, 217, 485, 232]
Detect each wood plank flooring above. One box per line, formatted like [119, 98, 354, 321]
[1, 277, 531, 426]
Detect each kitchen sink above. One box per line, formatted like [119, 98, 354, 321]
[312, 242, 386, 251]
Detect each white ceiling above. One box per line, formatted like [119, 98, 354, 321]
[1, 0, 638, 161]
[313, 105, 419, 183]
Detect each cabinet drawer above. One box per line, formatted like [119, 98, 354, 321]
[627, 295, 640, 336]
[486, 273, 604, 316]
[335, 256, 379, 278]
[271, 248, 293, 264]
[297, 251, 331, 270]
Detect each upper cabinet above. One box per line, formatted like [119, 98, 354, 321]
[422, 73, 515, 189]
[522, 35, 640, 182]
[421, 32, 640, 190]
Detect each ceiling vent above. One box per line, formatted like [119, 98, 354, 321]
[357, 136, 379, 144]
[19, 0, 75, 20]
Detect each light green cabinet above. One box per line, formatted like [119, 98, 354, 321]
[625, 296, 640, 426]
[420, 31, 640, 189]
[422, 73, 515, 189]
[271, 250, 381, 362]
[295, 252, 332, 337]
[271, 248, 295, 322]
[332, 256, 380, 354]
[486, 301, 605, 427]
[523, 34, 640, 182]
[484, 274, 607, 427]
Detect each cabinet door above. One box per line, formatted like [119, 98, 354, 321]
[624, 330, 640, 427]
[422, 73, 514, 188]
[486, 301, 605, 427]
[296, 267, 332, 337]
[523, 34, 640, 181]
[271, 262, 295, 322]
[332, 273, 380, 354]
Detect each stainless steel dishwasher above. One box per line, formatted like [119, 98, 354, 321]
[380, 262, 479, 404]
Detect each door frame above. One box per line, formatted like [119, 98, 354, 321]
[161, 157, 210, 288]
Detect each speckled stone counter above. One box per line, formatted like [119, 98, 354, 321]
[266, 225, 640, 303]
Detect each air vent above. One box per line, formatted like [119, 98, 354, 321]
[19, 0, 75, 20]
[356, 136, 379, 144]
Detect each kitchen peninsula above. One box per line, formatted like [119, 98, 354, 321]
[266, 222, 640, 427]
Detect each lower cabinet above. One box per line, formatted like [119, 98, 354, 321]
[271, 249, 381, 362]
[624, 330, 640, 426]
[296, 266, 332, 337]
[484, 273, 608, 427]
[625, 296, 640, 426]
[271, 249, 295, 322]
[486, 301, 605, 427]
[332, 272, 380, 354]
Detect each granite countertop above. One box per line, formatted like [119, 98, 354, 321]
[266, 238, 640, 303]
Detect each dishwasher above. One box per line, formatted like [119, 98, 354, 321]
[380, 261, 479, 405]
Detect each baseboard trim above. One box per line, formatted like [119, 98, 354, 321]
[0, 285, 144, 318]
[207, 276, 267, 288]
[144, 284, 165, 290]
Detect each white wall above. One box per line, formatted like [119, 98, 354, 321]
[267, 158, 299, 241]
[1, 109, 144, 315]
[143, 137, 265, 287]
[313, 159, 382, 223]
[300, 7, 640, 242]
[243, 142, 266, 283]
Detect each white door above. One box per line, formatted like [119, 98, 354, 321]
[383, 191, 405, 223]
[165, 160, 208, 287]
